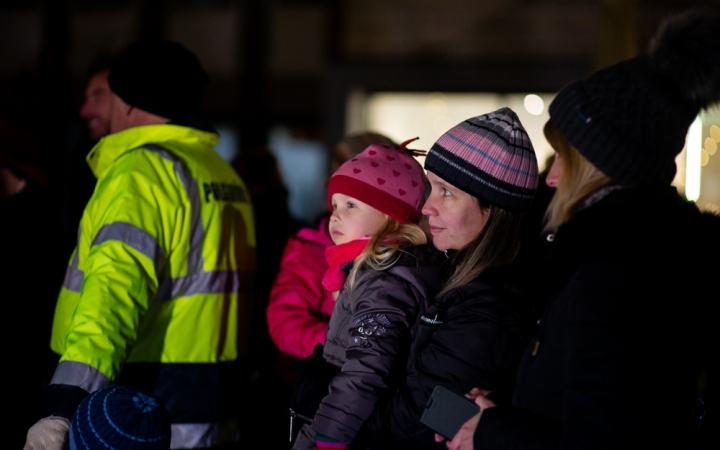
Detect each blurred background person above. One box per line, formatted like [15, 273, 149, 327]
[230, 145, 301, 450]
[61, 59, 114, 261]
[79, 61, 112, 141]
[0, 118, 64, 449]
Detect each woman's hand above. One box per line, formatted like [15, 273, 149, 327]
[465, 387, 491, 402]
[434, 388, 496, 450]
[437, 411, 480, 450]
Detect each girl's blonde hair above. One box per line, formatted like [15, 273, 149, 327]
[346, 216, 427, 293]
[437, 201, 524, 298]
[543, 120, 613, 233]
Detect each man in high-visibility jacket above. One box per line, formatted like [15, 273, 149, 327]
[25, 40, 256, 450]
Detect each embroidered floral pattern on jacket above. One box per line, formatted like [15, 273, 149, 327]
[350, 314, 390, 348]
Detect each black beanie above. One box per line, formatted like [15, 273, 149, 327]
[108, 41, 209, 120]
[548, 9, 720, 186]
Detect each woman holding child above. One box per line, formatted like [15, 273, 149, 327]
[289, 108, 541, 450]
[354, 107, 540, 449]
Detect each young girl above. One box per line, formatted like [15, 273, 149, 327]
[267, 132, 396, 360]
[291, 139, 443, 450]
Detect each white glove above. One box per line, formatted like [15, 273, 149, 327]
[24, 416, 71, 450]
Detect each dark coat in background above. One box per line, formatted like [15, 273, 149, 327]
[0, 120, 66, 449]
[475, 186, 720, 449]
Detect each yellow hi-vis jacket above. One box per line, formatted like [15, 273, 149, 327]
[49, 123, 256, 449]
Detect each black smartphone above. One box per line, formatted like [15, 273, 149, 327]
[420, 385, 481, 440]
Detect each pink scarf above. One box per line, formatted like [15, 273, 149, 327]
[322, 238, 370, 292]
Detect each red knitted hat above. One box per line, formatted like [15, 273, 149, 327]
[327, 138, 427, 224]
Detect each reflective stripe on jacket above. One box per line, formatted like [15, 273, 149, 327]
[49, 124, 256, 448]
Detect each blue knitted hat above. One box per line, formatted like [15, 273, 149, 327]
[69, 386, 171, 450]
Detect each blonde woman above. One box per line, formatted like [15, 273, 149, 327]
[442, 10, 720, 450]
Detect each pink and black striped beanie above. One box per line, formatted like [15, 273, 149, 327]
[424, 108, 538, 211]
[327, 139, 427, 224]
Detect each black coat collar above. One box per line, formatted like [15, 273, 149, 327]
[537, 185, 697, 301]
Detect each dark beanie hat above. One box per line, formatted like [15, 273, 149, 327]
[548, 9, 720, 186]
[108, 40, 209, 119]
[424, 107, 539, 211]
[69, 385, 171, 450]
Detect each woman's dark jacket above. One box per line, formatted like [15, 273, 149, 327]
[355, 249, 533, 449]
[475, 186, 720, 449]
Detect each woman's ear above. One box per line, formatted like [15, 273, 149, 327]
[479, 204, 491, 220]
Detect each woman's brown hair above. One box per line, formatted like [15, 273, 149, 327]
[542, 120, 613, 233]
[437, 201, 524, 299]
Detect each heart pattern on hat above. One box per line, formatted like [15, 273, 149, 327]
[327, 142, 427, 224]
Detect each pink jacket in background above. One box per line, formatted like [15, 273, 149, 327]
[267, 218, 336, 359]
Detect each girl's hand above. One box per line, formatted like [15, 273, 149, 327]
[332, 290, 339, 300]
[433, 388, 496, 450]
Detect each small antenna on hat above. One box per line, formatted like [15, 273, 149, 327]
[398, 137, 427, 158]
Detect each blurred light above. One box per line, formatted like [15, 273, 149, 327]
[706, 137, 717, 156]
[214, 126, 239, 162]
[523, 94, 544, 116]
[711, 125, 720, 142]
[426, 92, 447, 117]
[433, 116, 454, 134]
[426, 99, 447, 117]
[685, 117, 702, 201]
[701, 149, 710, 167]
